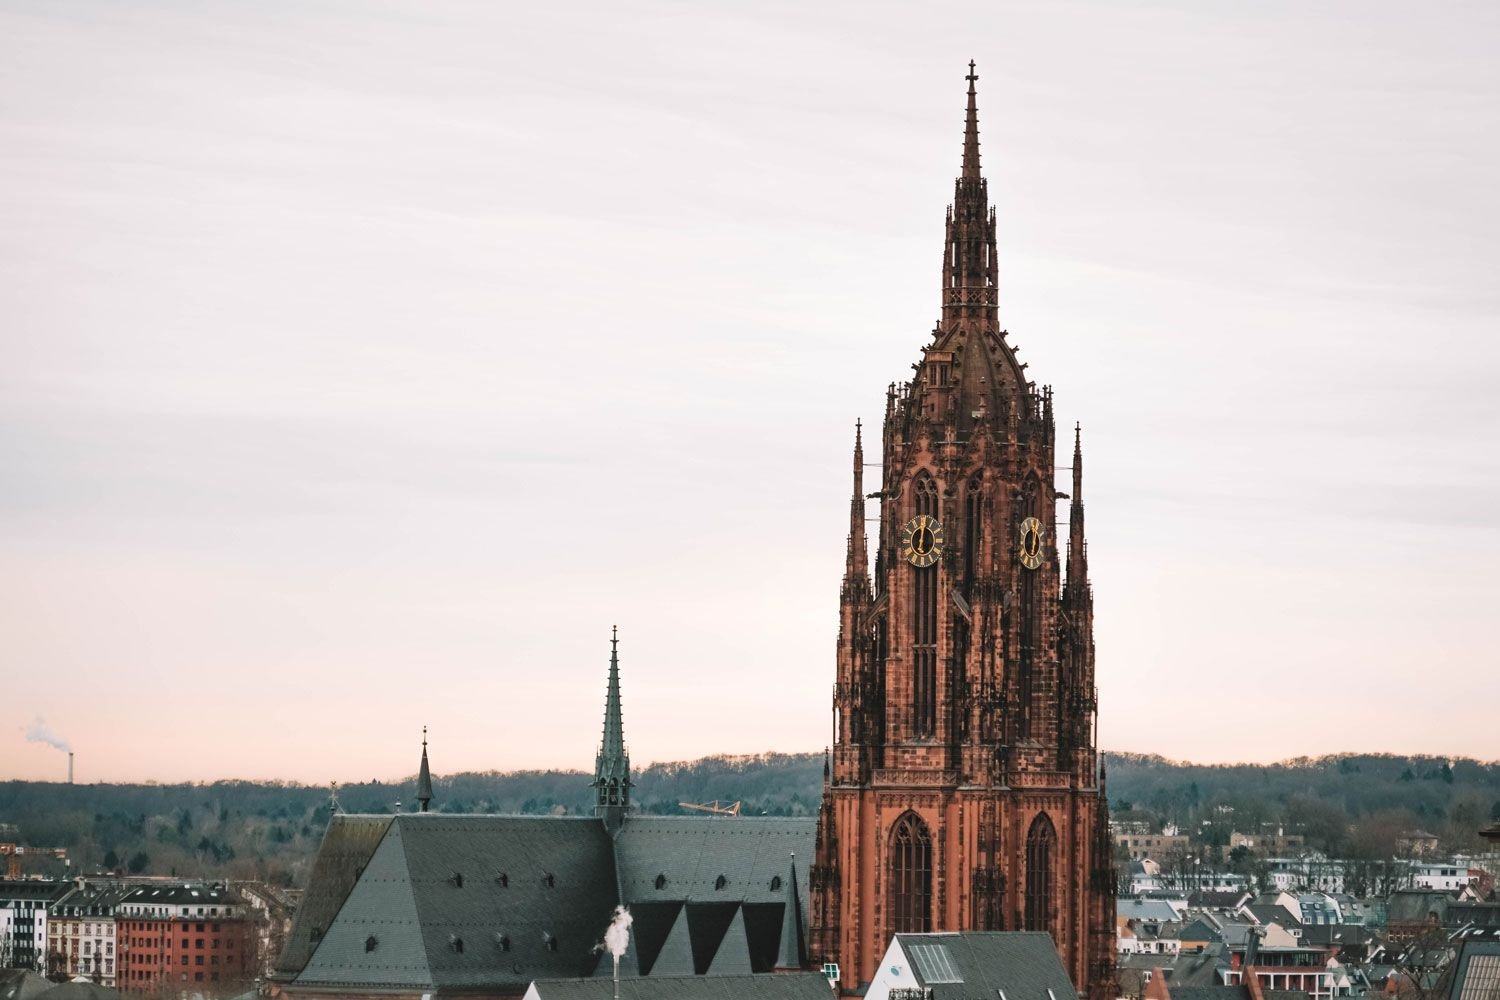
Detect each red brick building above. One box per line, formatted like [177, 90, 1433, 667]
[808, 64, 1117, 998]
[116, 884, 255, 996]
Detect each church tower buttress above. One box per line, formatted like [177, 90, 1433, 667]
[810, 65, 1116, 998]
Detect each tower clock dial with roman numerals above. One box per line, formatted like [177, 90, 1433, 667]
[1018, 516, 1044, 570]
[900, 515, 945, 568]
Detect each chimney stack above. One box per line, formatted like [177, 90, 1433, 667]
[68, 752, 74, 784]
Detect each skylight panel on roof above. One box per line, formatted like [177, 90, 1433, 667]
[909, 942, 963, 984]
[1458, 954, 1500, 1000]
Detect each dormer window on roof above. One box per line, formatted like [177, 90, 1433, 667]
[542, 872, 554, 888]
[654, 874, 666, 890]
[543, 933, 557, 953]
[714, 874, 728, 890]
[364, 935, 378, 953]
[449, 935, 463, 954]
[495, 933, 510, 952]
[770, 875, 783, 892]
[448, 872, 463, 888]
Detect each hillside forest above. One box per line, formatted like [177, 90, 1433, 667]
[2, 752, 1496, 890]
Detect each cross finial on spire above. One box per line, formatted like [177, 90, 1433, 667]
[416, 726, 434, 812]
[595, 626, 631, 832]
[962, 60, 981, 180]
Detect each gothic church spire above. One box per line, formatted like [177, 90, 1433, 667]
[593, 626, 631, 833]
[843, 421, 870, 597]
[416, 727, 433, 813]
[941, 62, 1000, 330]
[1068, 423, 1089, 590]
[962, 60, 981, 180]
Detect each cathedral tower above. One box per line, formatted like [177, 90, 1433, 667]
[809, 64, 1117, 997]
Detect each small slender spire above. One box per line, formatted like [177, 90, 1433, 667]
[843, 421, 869, 592]
[593, 626, 632, 833]
[776, 853, 808, 970]
[416, 726, 433, 813]
[1067, 423, 1089, 590]
[962, 60, 981, 180]
[1073, 422, 1084, 504]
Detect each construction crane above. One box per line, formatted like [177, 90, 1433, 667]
[678, 800, 741, 817]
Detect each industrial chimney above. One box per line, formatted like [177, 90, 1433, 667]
[68, 752, 74, 784]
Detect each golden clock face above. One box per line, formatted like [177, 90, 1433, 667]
[1018, 516, 1044, 570]
[901, 515, 945, 568]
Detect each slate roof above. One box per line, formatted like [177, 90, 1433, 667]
[613, 818, 813, 906]
[276, 813, 392, 978]
[118, 884, 239, 907]
[294, 815, 616, 991]
[0, 880, 72, 904]
[894, 931, 1076, 1000]
[1388, 890, 1451, 925]
[1169, 989, 1310, 1000]
[1300, 924, 1376, 948]
[0, 971, 52, 1000]
[525, 972, 835, 999]
[1166, 942, 1228, 987]
[1178, 918, 1223, 943]
[1246, 904, 1301, 929]
[33, 985, 124, 1000]
[282, 813, 817, 994]
[1120, 899, 1181, 924]
[1446, 902, 1500, 930]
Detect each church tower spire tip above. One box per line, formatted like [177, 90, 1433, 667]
[843, 421, 870, 593]
[963, 60, 981, 180]
[593, 626, 631, 833]
[415, 725, 433, 813]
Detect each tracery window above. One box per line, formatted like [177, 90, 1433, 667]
[889, 812, 932, 935]
[1024, 813, 1057, 938]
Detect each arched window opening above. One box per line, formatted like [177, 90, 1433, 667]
[1024, 813, 1057, 938]
[889, 812, 933, 935]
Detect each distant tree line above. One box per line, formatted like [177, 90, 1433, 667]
[2, 751, 1495, 888]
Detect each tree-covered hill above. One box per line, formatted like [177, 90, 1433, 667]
[2, 751, 1496, 888]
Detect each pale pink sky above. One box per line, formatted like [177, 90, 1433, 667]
[3, 1, 1498, 784]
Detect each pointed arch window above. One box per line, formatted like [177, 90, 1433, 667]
[889, 812, 932, 935]
[1024, 813, 1057, 938]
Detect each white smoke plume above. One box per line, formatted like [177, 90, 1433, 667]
[603, 905, 632, 959]
[25, 716, 71, 753]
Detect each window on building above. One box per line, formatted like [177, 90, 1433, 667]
[1025, 813, 1057, 939]
[889, 811, 933, 935]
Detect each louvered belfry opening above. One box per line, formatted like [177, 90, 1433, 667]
[1025, 812, 1057, 937]
[889, 812, 932, 934]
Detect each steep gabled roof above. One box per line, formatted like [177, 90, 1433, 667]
[294, 815, 617, 992]
[613, 817, 813, 906]
[895, 931, 1077, 1000]
[274, 813, 392, 978]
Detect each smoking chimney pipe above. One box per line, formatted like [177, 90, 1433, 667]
[68, 752, 74, 784]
